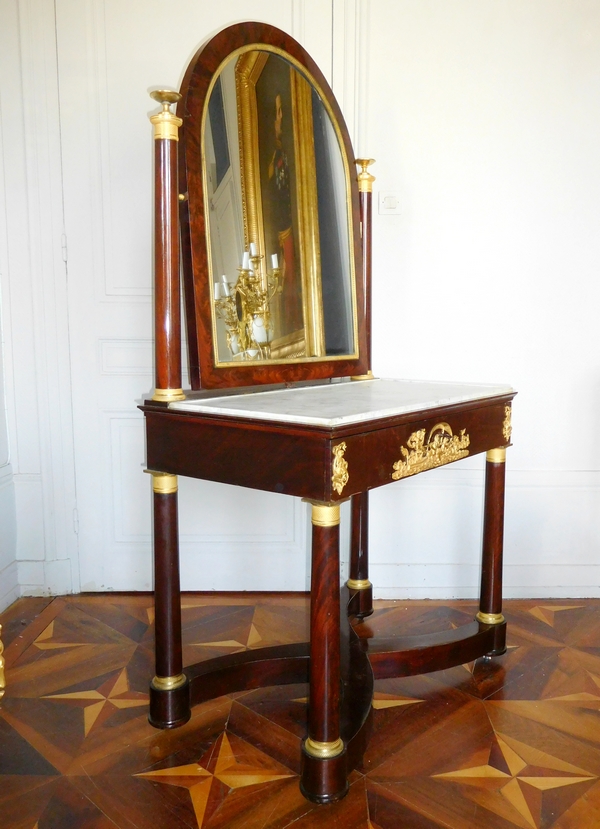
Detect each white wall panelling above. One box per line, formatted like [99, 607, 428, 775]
[18, 0, 78, 586]
[292, 0, 334, 82]
[56, 0, 334, 593]
[0, 466, 18, 610]
[362, 0, 600, 598]
[178, 488, 309, 592]
[370, 465, 600, 600]
[0, 221, 10, 472]
[0, 2, 18, 611]
[332, 0, 370, 158]
[0, 0, 77, 608]
[366, 0, 600, 467]
[13, 475, 45, 563]
[99, 340, 154, 376]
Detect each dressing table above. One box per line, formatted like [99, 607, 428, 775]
[142, 22, 515, 804]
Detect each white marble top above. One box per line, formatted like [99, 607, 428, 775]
[168, 378, 513, 428]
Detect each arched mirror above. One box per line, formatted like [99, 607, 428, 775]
[177, 23, 368, 388]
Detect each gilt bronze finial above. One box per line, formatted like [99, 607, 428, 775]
[149, 89, 183, 141]
[355, 158, 376, 193]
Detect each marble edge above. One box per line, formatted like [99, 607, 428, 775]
[171, 377, 513, 408]
[168, 378, 515, 428]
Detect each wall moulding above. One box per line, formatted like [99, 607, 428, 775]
[99, 339, 190, 379]
[331, 0, 370, 153]
[100, 339, 153, 376]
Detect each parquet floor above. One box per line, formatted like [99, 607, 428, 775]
[2, 594, 600, 828]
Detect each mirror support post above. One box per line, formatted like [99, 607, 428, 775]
[149, 91, 185, 403]
[356, 159, 375, 371]
[347, 161, 376, 620]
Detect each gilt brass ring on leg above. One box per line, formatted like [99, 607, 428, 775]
[476, 611, 505, 625]
[304, 737, 344, 759]
[151, 673, 187, 691]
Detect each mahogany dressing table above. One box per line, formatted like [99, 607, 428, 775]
[142, 22, 515, 804]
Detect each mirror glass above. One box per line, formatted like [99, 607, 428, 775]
[203, 48, 357, 365]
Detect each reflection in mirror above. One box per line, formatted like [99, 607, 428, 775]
[204, 49, 356, 365]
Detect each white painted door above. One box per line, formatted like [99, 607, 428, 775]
[56, 0, 337, 593]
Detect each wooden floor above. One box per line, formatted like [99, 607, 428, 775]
[2, 594, 600, 828]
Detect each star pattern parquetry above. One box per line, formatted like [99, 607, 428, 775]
[371, 692, 424, 710]
[434, 731, 597, 829]
[136, 732, 294, 828]
[190, 623, 262, 650]
[34, 621, 85, 650]
[528, 605, 584, 627]
[4, 596, 600, 829]
[42, 667, 147, 736]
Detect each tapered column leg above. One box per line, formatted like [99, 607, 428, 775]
[149, 472, 190, 728]
[347, 492, 373, 618]
[477, 448, 507, 656]
[301, 502, 348, 804]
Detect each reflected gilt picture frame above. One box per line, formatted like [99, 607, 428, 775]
[235, 50, 325, 359]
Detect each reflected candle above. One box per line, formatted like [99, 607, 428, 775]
[271, 253, 278, 268]
[241, 251, 250, 270]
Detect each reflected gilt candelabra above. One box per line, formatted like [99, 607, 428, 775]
[214, 248, 282, 359]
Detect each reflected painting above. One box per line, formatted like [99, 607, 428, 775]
[204, 49, 355, 365]
[253, 52, 306, 352]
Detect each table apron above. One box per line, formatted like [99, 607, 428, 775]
[145, 400, 510, 501]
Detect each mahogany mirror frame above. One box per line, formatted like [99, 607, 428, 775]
[176, 22, 370, 390]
